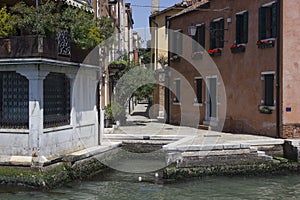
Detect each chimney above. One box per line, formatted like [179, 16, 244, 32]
[152, 0, 159, 14]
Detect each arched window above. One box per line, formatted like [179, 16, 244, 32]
[44, 73, 70, 128]
[0, 72, 29, 129]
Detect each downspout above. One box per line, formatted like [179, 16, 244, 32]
[276, 0, 281, 138]
[150, 17, 158, 70]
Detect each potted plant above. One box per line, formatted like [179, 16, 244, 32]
[170, 55, 181, 62]
[111, 102, 126, 125]
[104, 104, 114, 128]
[208, 48, 222, 57]
[256, 39, 275, 49]
[258, 105, 272, 114]
[230, 44, 246, 53]
[191, 51, 203, 60]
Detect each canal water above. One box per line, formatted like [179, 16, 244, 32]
[0, 170, 299, 200]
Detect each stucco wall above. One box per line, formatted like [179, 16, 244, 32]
[281, 0, 300, 138]
[169, 0, 278, 136]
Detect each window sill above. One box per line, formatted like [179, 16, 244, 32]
[0, 129, 29, 134]
[43, 125, 73, 133]
[193, 103, 203, 106]
[173, 102, 181, 105]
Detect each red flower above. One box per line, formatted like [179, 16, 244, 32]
[208, 48, 220, 54]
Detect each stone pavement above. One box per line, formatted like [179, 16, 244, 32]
[104, 103, 285, 149]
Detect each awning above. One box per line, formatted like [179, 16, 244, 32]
[63, 0, 94, 12]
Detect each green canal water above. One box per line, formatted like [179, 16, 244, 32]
[0, 170, 299, 200]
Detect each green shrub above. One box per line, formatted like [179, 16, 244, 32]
[0, 6, 15, 38]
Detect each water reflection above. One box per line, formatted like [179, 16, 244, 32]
[0, 170, 299, 200]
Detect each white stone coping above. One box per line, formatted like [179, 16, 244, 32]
[0, 58, 100, 71]
[0, 129, 29, 134]
[103, 134, 186, 141]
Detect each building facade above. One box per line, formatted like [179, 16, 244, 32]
[167, 0, 300, 138]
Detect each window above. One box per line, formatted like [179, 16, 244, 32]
[193, 24, 205, 52]
[195, 78, 203, 104]
[236, 11, 248, 44]
[172, 30, 183, 55]
[44, 73, 70, 128]
[0, 72, 29, 129]
[210, 18, 224, 49]
[174, 79, 180, 103]
[264, 74, 274, 106]
[259, 2, 278, 40]
[165, 16, 170, 35]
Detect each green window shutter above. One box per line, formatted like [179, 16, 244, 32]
[259, 7, 266, 40]
[192, 28, 198, 52]
[178, 30, 183, 54]
[272, 2, 278, 38]
[236, 14, 242, 44]
[200, 25, 206, 49]
[243, 12, 249, 43]
[210, 21, 216, 49]
[172, 31, 177, 54]
[220, 19, 225, 48]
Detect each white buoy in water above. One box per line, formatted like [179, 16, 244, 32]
[138, 176, 142, 182]
[155, 173, 159, 178]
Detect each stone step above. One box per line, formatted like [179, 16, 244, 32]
[198, 124, 210, 130]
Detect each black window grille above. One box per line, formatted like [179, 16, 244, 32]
[44, 73, 70, 128]
[0, 72, 29, 129]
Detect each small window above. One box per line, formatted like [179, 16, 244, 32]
[44, 73, 70, 128]
[174, 79, 180, 103]
[193, 24, 205, 52]
[264, 74, 274, 106]
[165, 16, 170, 35]
[195, 78, 203, 104]
[236, 11, 248, 44]
[172, 30, 183, 55]
[259, 2, 278, 40]
[210, 18, 224, 49]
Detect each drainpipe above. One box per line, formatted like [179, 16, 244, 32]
[150, 17, 158, 70]
[276, 0, 281, 138]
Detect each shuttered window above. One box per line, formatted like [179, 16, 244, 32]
[236, 11, 248, 44]
[259, 2, 278, 40]
[174, 79, 180, 103]
[195, 78, 202, 104]
[210, 19, 224, 49]
[193, 24, 205, 52]
[172, 30, 183, 55]
[264, 74, 274, 106]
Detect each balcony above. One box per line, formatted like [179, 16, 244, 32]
[0, 35, 91, 63]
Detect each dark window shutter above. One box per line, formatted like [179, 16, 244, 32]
[272, 2, 278, 38]
[259, 7, 266, 40]
[265, 74, 274, 106]
[192, 28, 198, 52]
[172, 31, 177, 54]
[196, 79, 202, 103]
[243, 12, 249, 43]
[178, 30, 183, 54]
[236, 14, 242, 44]
[175, 80, 180, 102]
[220, 19, 225, 47]
[210, 21, 216, 49]
[200, 24, 206, 48]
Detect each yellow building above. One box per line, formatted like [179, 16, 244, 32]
[149, 2, 186, 120]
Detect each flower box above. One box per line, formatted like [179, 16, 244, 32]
[230, 44, 246, 53]
[170, 55, 181, 62]
[208, 48, 222, 57]
[258, 106, 272, 114]
[191, 51, 203, 60]
[256, 39, 275, 49]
